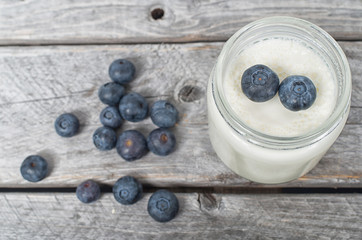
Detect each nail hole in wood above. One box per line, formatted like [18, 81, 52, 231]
[151, 8, 164, 20]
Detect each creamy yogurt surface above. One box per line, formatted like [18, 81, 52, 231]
[223, 38, 336, 137]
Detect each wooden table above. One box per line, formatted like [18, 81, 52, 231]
[1, 1, 361, 239]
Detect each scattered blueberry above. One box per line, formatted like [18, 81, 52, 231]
[119, 92, 148, 122]
[54, 113, 79, 137]
[241, 64, 279, 102]
[76, 180, 101, 204]
[279, 75, 317, 111]
[20, 155, 48, 182]
[98, 82, 125, 106]
[148, 189, 179, 222]
[100, 106, 123, 129]
[93, 127, 117, 151]
[116, 130, 148, 161]
[113, 176, 143, 205]
[109, 59, 136, 84]
[147, 128, 176, 156]
[150, 100, 178, 128]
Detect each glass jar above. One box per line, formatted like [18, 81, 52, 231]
[207, 16, 351, 184]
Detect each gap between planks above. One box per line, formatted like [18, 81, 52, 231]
[0, 38, 362, 47]
[0, 40, 229, 47]
[0, 186, 361, 195]
[0, 39, 362, 48]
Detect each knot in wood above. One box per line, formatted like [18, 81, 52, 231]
[199, 193, 221, 211]
[178, 85, 202, 102]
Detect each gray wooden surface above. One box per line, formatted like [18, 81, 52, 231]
[0, 42, 361, 188]
[1, 0, 362, 45]
[0, 193, 361, 240]
[0, 0, 361, 239]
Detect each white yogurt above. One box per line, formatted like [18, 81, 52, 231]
[224, 38, 336, 137]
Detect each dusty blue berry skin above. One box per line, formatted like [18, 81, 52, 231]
[98, 82, 125, 106]
[147, 128, 176, 156]
[116, 130, 148, 161]
[241, 64, 279, 102]
[76, 180, 101, 204]
[148, 189, 179, 222]
[109, 59, 135, 84]
[54, 113, 79, 137]
[100, 106, 123, 129]
[113, 176, 143, 205]
[279, 75, 317, 111]
[150, 100, 178, 128]
[93, 127, 117, 151]
[119, 92, 148, 122]
[20, 155, 48, 182]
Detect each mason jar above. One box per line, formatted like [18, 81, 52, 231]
[207, 16, 351, 184]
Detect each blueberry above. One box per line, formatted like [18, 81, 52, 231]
[279, 75, 317, 111]
[116, 130, 148, 161]
[98, 82, 125, 106]
[241, 64, 279, 102]
[54, 113, 79, 137]
[20, 155, 48, 182]
[148, 189, 179, 222]
[76, 180, 101, 204]
[150, 100, 178, 128]
[147, 128, 176, 156]
[109, 59, 135, 84]
[119, 92, 148, 122]
[100, 106, 122, 129]
[93, 127, 117, 151]
[113, 176, 143, 205]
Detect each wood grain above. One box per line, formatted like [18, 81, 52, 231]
[1, 0, 362, 45]
[0, 193, 361, 239]
[0, 42, 361, 188]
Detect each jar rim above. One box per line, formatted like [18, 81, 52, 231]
[212, 16, 351, 149]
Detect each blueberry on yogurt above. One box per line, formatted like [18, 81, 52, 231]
[241, 64, 279, 102]
[278, 75, 317, 111]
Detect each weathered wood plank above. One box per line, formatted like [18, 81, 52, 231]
[0, 42, 361, 188]
[0, 193, 360, 239]
[1, 0, 362, 45]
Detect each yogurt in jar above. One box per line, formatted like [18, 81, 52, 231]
[207, 17, 351, 184]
